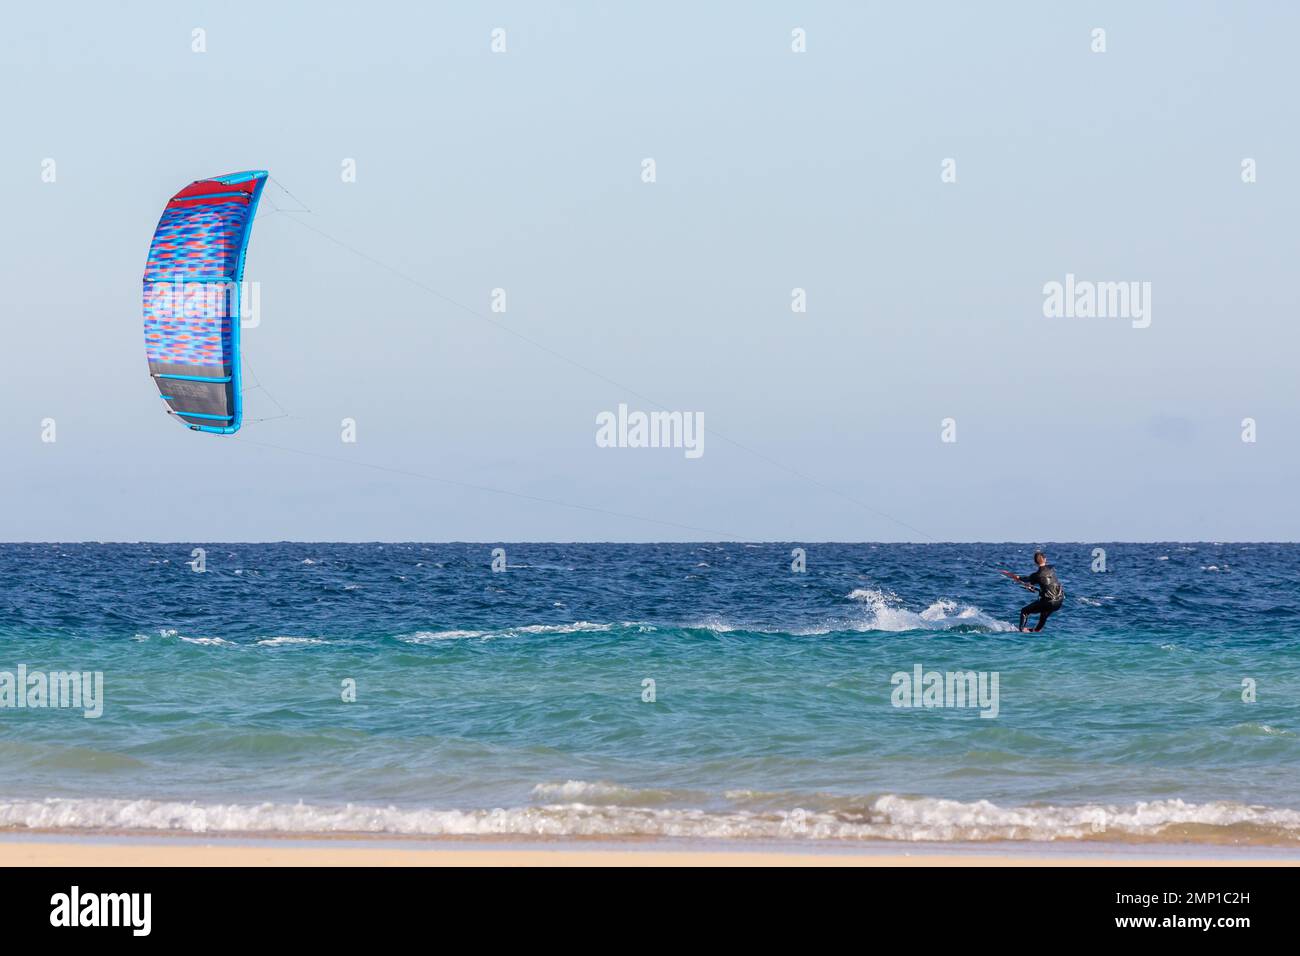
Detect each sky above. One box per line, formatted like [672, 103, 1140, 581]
[2, 1, 1297, 542]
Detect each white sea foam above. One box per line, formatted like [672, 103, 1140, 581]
[681, 619, 830, 637]
[397, 622, 613, 644]
[1, 794, 1296, 844]
[863, 794, 1300, 843]
[686, 617, 738, 633]
[846, 588, 892, 602]
[398, 630, 486, 643]
[509, 622, 612, 635]
[846, 589, 1014, 633]
[255, 637, 328, 647]
[153, 629, 233, 646]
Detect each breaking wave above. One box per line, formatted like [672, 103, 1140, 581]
[2, 792, 1297, 845]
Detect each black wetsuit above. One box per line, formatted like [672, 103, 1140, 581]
[1019, 564, 1064, 631]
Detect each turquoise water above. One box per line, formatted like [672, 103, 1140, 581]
[1, 542, 1298, 844]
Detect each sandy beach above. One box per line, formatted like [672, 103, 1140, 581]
[4, 839, 1298, 867]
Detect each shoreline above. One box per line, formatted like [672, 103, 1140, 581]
[4, 832, 1299, 867]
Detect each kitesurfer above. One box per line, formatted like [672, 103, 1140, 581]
[1010, 552, 1064, 632]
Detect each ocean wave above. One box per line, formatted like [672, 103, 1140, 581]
[1234, 723, 1293, 737]
[3, 794, 1296, 845]
[131, 631, 324, 648]
[398, 630, 486, 643]
[395, 610, 1022, 640]
[529, 780, 681, 805]
[397, 622, 615, 644]
[134, 628, 235, 646]
[511, 622, 612, 635]
[678, 619, 847, 637]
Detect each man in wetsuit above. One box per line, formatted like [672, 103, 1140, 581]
[1011, 551, 1064, 632]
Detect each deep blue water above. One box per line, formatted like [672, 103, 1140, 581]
[1, 542, 1297, 844]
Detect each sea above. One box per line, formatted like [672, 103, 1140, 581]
[1, 542, 1297, 848]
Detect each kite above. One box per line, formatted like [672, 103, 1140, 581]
[142, 170, 267, 433]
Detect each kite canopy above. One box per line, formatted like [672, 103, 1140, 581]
[142, 170, 267, 433]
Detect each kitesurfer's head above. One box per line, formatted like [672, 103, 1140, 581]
[1033, 551, 1046, 566]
